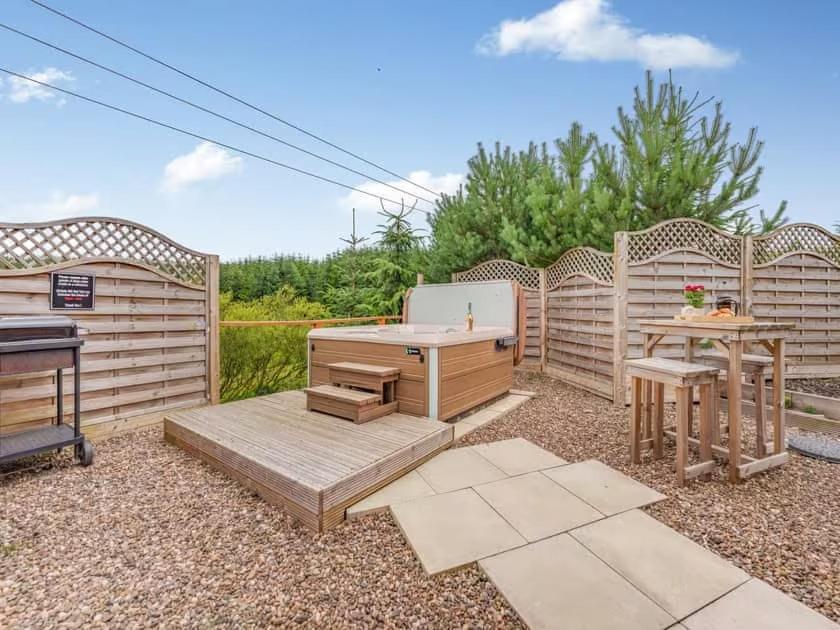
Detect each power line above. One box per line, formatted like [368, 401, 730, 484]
[0, 22, 437, 207]
[0, 67, 432, 215]
[27, 0, 443, 199]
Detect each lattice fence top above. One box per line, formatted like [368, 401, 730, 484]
[453, 259, 541, 290]
[546, 247, 613, 288]
[626, 219, 741, 266]
[0, 217, 209, 286]
[753, 223, 840, 267]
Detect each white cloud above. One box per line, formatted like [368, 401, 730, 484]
[3, 192, 100, 222]
[7, 67, 74, 104]
[161, 142, 243, 192]
[477, 0, 738, 70]
[338, 170, 464, 214]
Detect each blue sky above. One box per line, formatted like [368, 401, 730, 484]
[1, 0, 838, 260]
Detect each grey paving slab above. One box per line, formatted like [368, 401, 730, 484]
[346, 470, 436, 519]
[473, 438, 567, 476]
[683, 578, 839, 630]
[488, 394, 530, 413]
[473, 471, 602, 541]
[571, 509, 749, 620]
[415, 446, 506, 493]
[543, 459, 667, 515]
[390, 488, 526, 575]
[480, 534, 676, 630]
[458, 407, 499, 428]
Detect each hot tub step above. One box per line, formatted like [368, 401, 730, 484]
[305, 384, 397, 424]
[328, 362, 400, 394]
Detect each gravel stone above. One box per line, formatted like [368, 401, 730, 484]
[0, 426, 521, 629]
[2, 371, 838, 626]
[788, 377, 840, 400]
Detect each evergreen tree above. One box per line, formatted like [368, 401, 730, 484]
[363, 200, 426, 313]
[427, 71, 788, 278]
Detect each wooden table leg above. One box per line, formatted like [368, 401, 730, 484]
[631, 376, 642, 463]
[653, 382, 664, 459]
[643, 333, 654, 444]
[754, 368, 767, 458]
[727, 339, 743, 482]
[711, 377, 721, 445]
[772, 338, 786, 454]
[684, 337, 695, 436]
[676, 386, 689, 486]
[699, 382, 713, 480]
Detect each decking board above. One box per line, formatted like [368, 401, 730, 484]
[164, 390, 453, 531]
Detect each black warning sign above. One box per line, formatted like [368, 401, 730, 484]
[50, 272, 95, 310]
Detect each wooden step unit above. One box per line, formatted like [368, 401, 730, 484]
[304, 384, 399, 424]
[329, 361, 400, 395]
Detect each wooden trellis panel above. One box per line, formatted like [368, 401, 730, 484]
[453, 259, 543, 367]
[0, 217, 219, 439]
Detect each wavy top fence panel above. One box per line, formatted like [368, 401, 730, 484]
[0, 217, 209, 288]
[750, 225, 840, 376]
[452, 259, 543, 366]
[0, 217, 219, 439]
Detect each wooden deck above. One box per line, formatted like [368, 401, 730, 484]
[163, 390, 454, 531]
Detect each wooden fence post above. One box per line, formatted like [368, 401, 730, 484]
[416, 273, 424, 285]
[539, 268, 547, 372]
[741, 234, 754, 316]
[612, 232, 629, 406]
[206, 254, 221, 405]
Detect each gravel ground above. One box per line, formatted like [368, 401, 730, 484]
[788, 377, 840, 400]
[461, 371, 840, 624]
[1, 429, 520, 629]
[2, 372, 837, 627]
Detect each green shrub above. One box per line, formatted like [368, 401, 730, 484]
[220, 287, 328, 402]
[784, 395, 793, 409]
[802, 405, 818, 414]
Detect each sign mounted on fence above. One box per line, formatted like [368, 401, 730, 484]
[50, 272, 95, 310]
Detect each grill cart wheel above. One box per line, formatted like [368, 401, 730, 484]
[77, 439, 95, 467]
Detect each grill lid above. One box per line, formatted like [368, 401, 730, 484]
[0, 316, 78, 342]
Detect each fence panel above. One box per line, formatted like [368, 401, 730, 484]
[0, 217, 218, 438]
[750, 224, 840, 377]
[453, 219, 840, 405]
[453, 259, 543, 368]
[544, 248, 615, 399]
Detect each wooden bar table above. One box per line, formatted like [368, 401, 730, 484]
[637, 319, 794, 482]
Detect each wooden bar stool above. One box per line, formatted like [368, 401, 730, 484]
[626, 358, 721, 485]
[698, 351, 773, 456]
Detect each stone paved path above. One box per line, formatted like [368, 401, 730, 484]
[350, 438, 838, 629]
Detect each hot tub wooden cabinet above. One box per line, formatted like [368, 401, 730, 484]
[308, 325, 515, 421]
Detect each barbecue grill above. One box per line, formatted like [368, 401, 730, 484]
[0, 316, 93, 466]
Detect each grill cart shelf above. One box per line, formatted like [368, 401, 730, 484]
[0, 316, 93, 466]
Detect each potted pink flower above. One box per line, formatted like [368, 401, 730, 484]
[682, 283, 705, 317]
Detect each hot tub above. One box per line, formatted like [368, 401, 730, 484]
[308, 281, 525, 420]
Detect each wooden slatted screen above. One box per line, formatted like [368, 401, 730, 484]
[0, 217, 219, 439]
